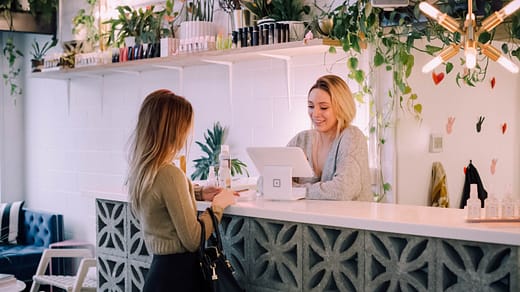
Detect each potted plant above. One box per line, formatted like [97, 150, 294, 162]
[72, 0, 99, 52]
[241, 0, 273, 21]
[268, 0, 310, 41]
[191, 122, 248, 181]
[30, 38, 57, 72]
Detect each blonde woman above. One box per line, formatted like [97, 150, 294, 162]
[288, 75, 372, 201]
[127, 89, 236, 291]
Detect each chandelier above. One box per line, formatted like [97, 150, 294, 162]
[419, 0, 520, 73]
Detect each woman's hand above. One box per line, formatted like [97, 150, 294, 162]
[201, 185, 222, 201]
[211, 189, 237, 210]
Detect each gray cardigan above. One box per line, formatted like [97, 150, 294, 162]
[287, 126, 372, 201]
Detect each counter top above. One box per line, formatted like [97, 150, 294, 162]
[197, 197, 520, 246]
[91, 191, 520, 246]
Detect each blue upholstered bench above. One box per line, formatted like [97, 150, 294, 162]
[0, 208, 64, 284]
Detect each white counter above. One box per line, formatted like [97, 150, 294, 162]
[92, 191, 520, 246]
[196, 197, 520, 246]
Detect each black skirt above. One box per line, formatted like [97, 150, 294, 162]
[143, 252, 203, 292]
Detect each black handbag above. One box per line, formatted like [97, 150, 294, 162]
[197, 207, 245, 292]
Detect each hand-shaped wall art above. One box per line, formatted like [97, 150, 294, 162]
[490, 158, 498, 175]
[446, 116, 455, 134]
[476, 116, 485, 133]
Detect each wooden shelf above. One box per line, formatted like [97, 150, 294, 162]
[31, 38, 341, 80]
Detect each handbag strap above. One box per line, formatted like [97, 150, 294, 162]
[197, 217, 206, 259]
[206, 207, 224, 252]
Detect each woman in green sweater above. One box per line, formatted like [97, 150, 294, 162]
[127, 89, 236, 291]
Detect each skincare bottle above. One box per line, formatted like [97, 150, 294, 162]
[466, 184, 481, 219]
[206, 165, 217, 187]
[484, 189, 499, 218]
[501, 185, 515, 218]
[218, 145, 232, 189]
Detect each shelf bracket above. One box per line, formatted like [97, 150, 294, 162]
[200, 59, 234, 109]
[258, 53, 293, 110]
[151, 65, 184, 95]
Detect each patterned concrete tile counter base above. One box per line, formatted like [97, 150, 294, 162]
[96, 198, 519, 291]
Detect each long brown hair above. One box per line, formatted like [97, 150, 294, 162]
[308, 75, 356, 136]
[128, 89, 193, 211]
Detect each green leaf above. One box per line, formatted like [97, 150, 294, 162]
[353, 92, 365, 103]
[413, 103, 422, 114]
[478, 31, 491, 44]
[409, 93, 418, 100]
[329, 46, 337, 54]
[374, 51, 384, 67]
[501, 43, 509, 54]
[354, 70, 365, 84]
[425, 45, 442, 55]
[347, 57, 358, 70]
[446, 62, 454, 74]
[383, 182, 392, 192]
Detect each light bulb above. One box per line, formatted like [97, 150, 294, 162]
[465, 48, 477, 69]
[419, 2, 441, 19]
[422, 56, 442, 73]
[419, 2, 461, 32]
[503, 0, 520, 16]
[422, 44, 460, 73]
[497, 56, 520, 73]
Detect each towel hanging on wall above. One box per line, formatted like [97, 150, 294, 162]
[429, 162, 449, 207]
[459, 160, 487, 209]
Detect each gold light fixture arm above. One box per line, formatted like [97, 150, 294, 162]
[419, 2, 462, 33]
[479, 43, 520, 73]
[422, 44, 460, 73]
[479, 0, 520, 33]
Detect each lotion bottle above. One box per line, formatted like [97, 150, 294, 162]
[484, 187, 499, 218]
[206, 165, 217, 187]
[466, 184, 481, 219]
[501, 185, 515, 218]
[218, 145, 232, 189]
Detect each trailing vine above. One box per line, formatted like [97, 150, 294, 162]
[2, 36, 23, 97]
[326, 0, 520, 201]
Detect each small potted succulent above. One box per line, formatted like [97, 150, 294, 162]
[30, 38, 57, 72]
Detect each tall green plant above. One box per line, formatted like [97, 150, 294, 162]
[191, 122, 248, 181]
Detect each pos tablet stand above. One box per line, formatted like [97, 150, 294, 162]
[246, 147, 314, 200]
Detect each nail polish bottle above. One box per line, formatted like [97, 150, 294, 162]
[281, 24, 287, 43]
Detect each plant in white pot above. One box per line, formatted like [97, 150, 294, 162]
[268, 0, 310, 41]
[30, 38, 57, 72]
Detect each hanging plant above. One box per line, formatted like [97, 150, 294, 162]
[2, 36, 23, 96]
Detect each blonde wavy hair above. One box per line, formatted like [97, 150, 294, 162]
[308, 75, 356, 136]
[127, 89, 194, 212]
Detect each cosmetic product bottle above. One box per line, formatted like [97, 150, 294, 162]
[466, 184, 481, 219]
[269, 23, 275, 44]
[231, 31, 238, 49]
[484, 190, 499, 218]
[263, 25, 269, 45]
[276, 23, 282, 43]
[249, 26, 254, 46]
[285, 23, 291, 42]
[281, 24, 287, 43]
[206, 165, 217, 187]
[218, 145, 232, 189]
[501, 185, 515, 218]
[242, 28, 249, 47]
[252, 26, 259, 46]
